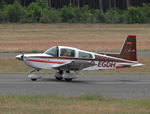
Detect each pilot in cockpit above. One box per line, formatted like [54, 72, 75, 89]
[61, 49, 68, 56]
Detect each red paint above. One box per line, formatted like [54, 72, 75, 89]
[128, 35, 136, 39]
[116, 66, 125, 68]
[27, 59, 64, 64]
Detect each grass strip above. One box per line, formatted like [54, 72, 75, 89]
[0, 94, 150, 114]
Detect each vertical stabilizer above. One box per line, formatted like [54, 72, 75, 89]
[120, 35, 137, 61]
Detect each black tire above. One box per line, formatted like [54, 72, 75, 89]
[65, 78, 72, 82]
[59, 70, 63, 74]
[66, 71, 70, 73]
[56, 77, 63, 81]
[31, 79, 37, 81]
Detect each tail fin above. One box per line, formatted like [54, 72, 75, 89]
[99, 35, 137, 61]
[120, 35, 137, 61]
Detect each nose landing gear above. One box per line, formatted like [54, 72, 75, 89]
[28, 69, 41, 81]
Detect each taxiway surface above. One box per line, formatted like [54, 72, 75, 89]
[0, 74, 150, 98]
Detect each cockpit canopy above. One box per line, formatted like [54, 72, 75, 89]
[60, 48, 75, 57]
[44, 46, 58, 57]
[44, 46, 94, 59]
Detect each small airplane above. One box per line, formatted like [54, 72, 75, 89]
[16, 35, 143, 81]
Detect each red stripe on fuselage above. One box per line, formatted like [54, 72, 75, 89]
[27, 59, 65, 64]
[116, 66, 125, 68]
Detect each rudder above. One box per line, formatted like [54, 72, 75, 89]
[120, 35, 137, 61]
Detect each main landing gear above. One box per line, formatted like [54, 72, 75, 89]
[54, 70, 78, 82]
[28, 69, 41, 81]
[28, 69, 78, 82]
[55, 70, 63, 81]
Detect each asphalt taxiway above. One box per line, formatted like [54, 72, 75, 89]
[0, 74, 150, 98]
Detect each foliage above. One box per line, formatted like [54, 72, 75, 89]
[26, 2, 42, 22]
[40, 8, 62, 23]
[140, 4, 150, 23]
[0, 0, 6, 10]
[0, 9, 5, 23]
[77, 5, 92, 23]
[5, 1, 24, 23]
[61, 4, 76, 22]
[48, 9, 62, 23]
[0, 1, 150, 24]
[93, 9, 105, 23]
[36, 0, 48, 10]
[126, 7, 146, 24]
[105, 8, 123, 24]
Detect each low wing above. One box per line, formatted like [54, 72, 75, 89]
[54, 60, 95, 71]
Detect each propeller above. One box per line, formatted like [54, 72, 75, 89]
[21, 54, 24, 61]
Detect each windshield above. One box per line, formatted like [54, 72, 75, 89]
[44, 46, 57, 57]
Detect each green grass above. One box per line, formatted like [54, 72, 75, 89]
[0, 95, 149, 114]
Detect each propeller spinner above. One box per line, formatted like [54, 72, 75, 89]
[16, 54, 24, 61]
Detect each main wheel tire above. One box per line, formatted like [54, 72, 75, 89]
[66, 71, 70, 73]
[56, 77, 63, 81]
[65, 78, 72, 82]
[59, 70, 63, 74]
[31, 79, 37, 81]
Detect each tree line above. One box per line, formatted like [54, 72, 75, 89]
[0, 0, 150, 24]
[3, 0, 150, 11]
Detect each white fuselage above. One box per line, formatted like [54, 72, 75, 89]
[21, 53, 140, 71]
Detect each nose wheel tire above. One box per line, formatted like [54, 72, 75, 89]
[31, 79, 37, 81]
[65, 78, 72, 82]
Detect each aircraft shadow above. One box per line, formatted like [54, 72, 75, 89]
[41, 78, 93, 84]
[40, 78, 138, 84]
